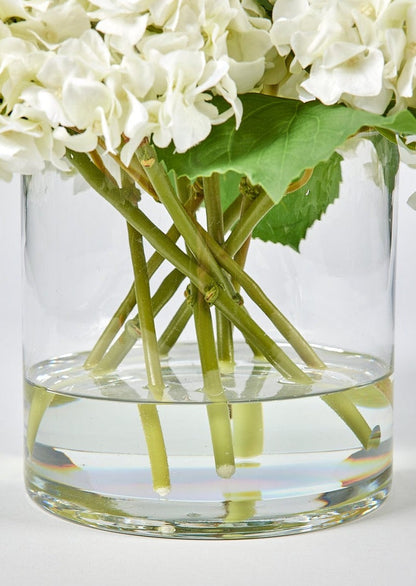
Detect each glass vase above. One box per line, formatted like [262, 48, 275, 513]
[23, 134, 395, 539]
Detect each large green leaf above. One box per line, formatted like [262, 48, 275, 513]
[252, 153, 342, 250]
[159, 94, 416, 205]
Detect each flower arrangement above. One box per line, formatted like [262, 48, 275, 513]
[3, 0, 416, 532]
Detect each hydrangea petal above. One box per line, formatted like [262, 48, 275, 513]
[53, 127, 98, 153]
[302, 47, 384, 106]
[62, 78, 113, 129]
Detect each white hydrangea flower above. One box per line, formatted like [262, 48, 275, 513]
[0, 0, 274, 175]
[88, 0, 149, 50]
[390, 4, 416, 98]
[154, 50, 230, 152]
[0, 117, 43, 180]
[1, 0, 416, 178]
[0, 37, 38, 109]
[337, 133, 385, 188]
[270, 0, 416, 113]
[7, 1, 90, 48]
[302, 43, 386, 107]
[87, 0, 272, 149]
[0, 112, 71, 180]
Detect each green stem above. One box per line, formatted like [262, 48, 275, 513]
[232, 402, 264, 459]
[225, 188, 274, 257]
[178, 174, 235, 477]
[322, 392, 381, 450]
[375, 378, 393, 404]
[93, 316, 140, 375]
[192, 288, 235, 478]
[229, 192, 264, 458]
[206, 403, 236, 478]
[138, 404, 171, 495]
[84, 284, 136, 369]
[232, 363, 270, 460]
[215, 289, 310, 383]
[228, 173, 313, 258]
[158, 300, 193, 356]
[136, 142, 234, 297]
[223, 193, 244, 233]
[84, 181, 204, 369]
[152, 268, 186, 315]
[175, 174, 193, 204]
[232, 192, 252, 290]
[204, 173, 224, 241]
[224, 182, 273, 359]
[95, 268, 186, 373]
[127, 223, 165, 400]
[146, 186, 204, 275]
[127, 223, 171, 494]
[204, 174, 234, 373]
[97, 139, 157, 199]
[26, 385, 54, 454]
[156, 194, 244, 355]
[197, 224, 325, 369]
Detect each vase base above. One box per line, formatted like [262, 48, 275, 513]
[26, 468, 391, 539]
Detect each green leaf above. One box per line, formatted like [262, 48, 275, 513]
[158, 94, 416, 206]
[252, 153, 343, 250]
[368, 133, 400, 198]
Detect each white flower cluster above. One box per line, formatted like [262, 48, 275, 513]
[1, 0, 416, 179]
[0, 0, 274, 178]
[270, 0, 416, 114]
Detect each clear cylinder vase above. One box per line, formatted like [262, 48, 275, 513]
[23, 135, 395, 539]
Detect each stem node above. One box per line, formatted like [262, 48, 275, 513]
[141, 157, 156, 168]
[204, 284, 220, 305]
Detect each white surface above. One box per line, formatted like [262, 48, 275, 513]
[1, 170, 416, 586]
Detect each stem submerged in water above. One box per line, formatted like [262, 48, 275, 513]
[26, 385, 54, 454]
[127, 222, 171, 493]
[232, 402, 264, 459]
[322, 392, 381, 450]
[192, 288, 235, 477]
[178, 174, 235, 477]
[138, 404, 170, 496]
[229, 188, 264, 458]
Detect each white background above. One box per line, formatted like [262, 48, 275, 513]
[0, 169, 415, 585]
